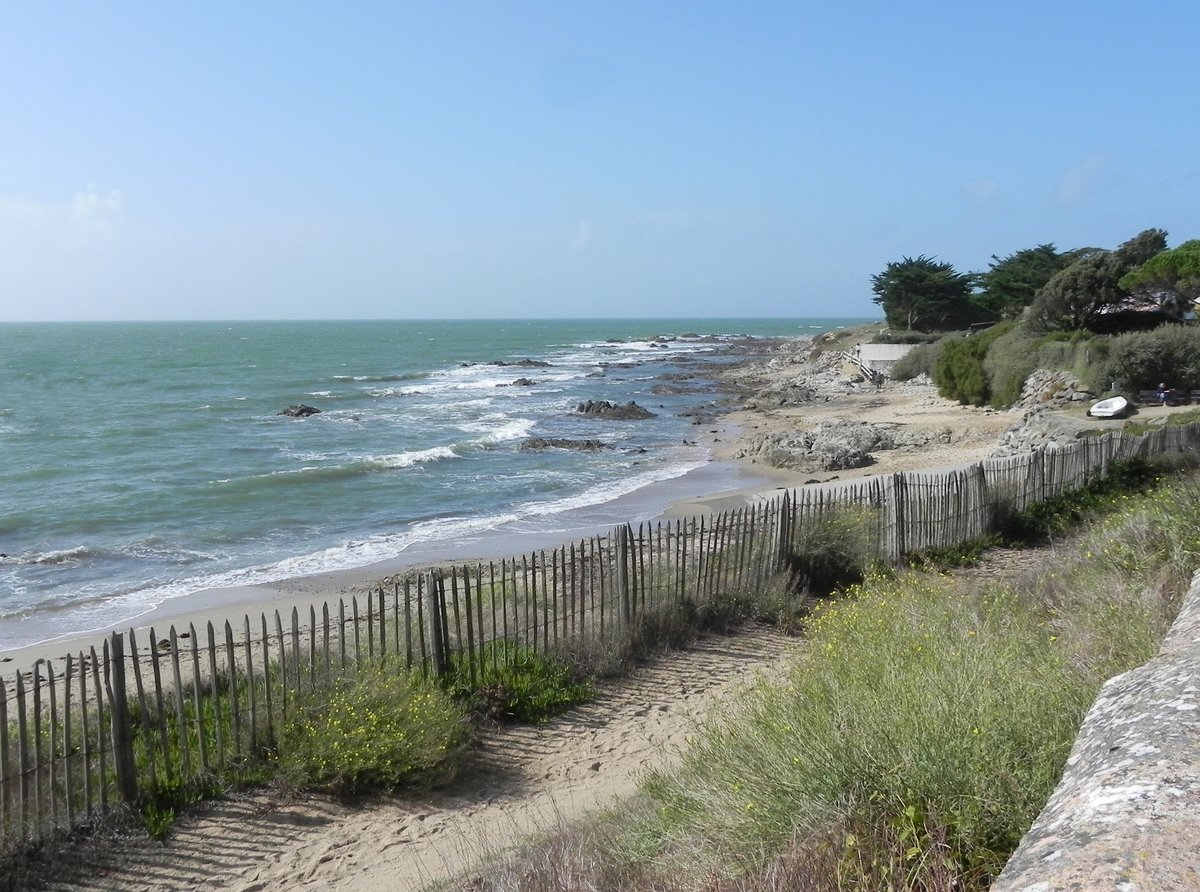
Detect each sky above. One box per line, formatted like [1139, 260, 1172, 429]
[1, 1, 1197, 322]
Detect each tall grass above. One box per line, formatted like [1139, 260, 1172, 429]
[457, 467, 1200, 891]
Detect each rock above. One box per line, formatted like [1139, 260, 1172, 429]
[1009, 369, 1095, 414]
[510, 378, 537, 386]
[574, 400, 656, 420]
[279, 404, 321, 417]
[520, 438, 607, 451]
[733, 419, 926, 472]
[492, 358, 551, 368]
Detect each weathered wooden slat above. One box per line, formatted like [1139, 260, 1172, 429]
[404, 577, 414, 671]
[127, 630, 155, 787]
[322, 603, 331, 678]
[0, 673, 9, 832]
[309, 605, 317, 690]
[61, 658, 73, 828]
[366, 588, 375, 661]
[47, 661, 59, 831]
[415, 577, 428, 676]
[351, 598, 361, 669]
[393, 581, 402, 663]
[148, 628, 171, 782]
[89, 646, 107, 812]
[244, 616, 256, 754]
[206, 622, 223, 771]
[188, 624, 206, 772]
[79, 652, 94, 817]
[290, 606, 302, 686]
[274, 611, 288, 721]
[32, 662, 43, 836]
[224, 621, 241, 767]
[106, 636, 138, 807]
[489, 562, 499, 671]
[16, 672, 29, 837]
[461, 567, 476, 686]
[595, 537, 606, 642]
[261, 614, 273, 745]
[336, 600, 346, 672]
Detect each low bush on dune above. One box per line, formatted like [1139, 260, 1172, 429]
[279, 664, 470, 795]
[443, 640, 594, 723]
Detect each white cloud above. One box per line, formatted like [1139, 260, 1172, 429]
[69, 188, 125, 228]
[0, 188, 125, 243]
[1056, 154, 1110, 207]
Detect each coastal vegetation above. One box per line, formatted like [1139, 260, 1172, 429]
[873, 228, 1198, 409]
[454, 455, 1196, 891]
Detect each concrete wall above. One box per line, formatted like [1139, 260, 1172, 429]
[993, 570, 1200, 891]
[859, 343, 913, 364]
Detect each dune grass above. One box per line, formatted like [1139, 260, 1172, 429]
[457, 461, 1199, 891]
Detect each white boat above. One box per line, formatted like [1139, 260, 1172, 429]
[1087, 395, 1128, 418]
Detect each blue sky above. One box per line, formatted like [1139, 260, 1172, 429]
[1, 1, 1197, 321]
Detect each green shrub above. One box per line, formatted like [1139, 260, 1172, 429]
[278, 664, 469, 795]
[934, 323, 1014, 405]
[982, 324, 1040, 407]
[445, 641, 593, 723]
[1099, 324, 1200, 393]
[890, 336, 948, 381]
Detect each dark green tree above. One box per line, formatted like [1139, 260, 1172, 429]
[1026, 229, 1168, 332]
[1119, 239, 1200, 319]
[870, 255, 977, 332]
[976, 244, 1069, 319]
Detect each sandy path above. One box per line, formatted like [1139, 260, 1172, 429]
[44, 628, 795, 892]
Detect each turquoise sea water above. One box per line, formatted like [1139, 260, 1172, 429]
[0, 318, 870, 649]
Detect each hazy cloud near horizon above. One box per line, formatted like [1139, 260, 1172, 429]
[1, 3, 1197, 322]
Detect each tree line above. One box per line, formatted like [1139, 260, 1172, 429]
[871, 230, 1200, 334]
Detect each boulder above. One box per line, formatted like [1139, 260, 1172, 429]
[734, 419, 929, 472]
[493, 358, 551, 368]
[575, 400, 656, 420]
[520, 438, 607, 451]
[279, 404, 321, 418]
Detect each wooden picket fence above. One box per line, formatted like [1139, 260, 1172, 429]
[3, 422, 1199, 847]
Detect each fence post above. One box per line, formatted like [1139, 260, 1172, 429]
[105, 634, 139, 807]
[425, 571, 447, 677]
[615, 525, 632, 624]
[775, 490, 792, 572]
[889, 473, 907, 560]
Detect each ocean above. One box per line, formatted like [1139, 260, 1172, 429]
[0, 318, 868, 650]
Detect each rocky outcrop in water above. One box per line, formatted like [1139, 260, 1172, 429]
[520, 438, 607, 451]
[279, 404, 321, 418]
[575, 400, 655, 420]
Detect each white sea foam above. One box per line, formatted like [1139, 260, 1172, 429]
[368, 446, 458, 469]
[17, 545, 92, 566]
[458, 415, 536, 444]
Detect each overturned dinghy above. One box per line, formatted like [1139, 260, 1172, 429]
[1087, 395, 1128, 418]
